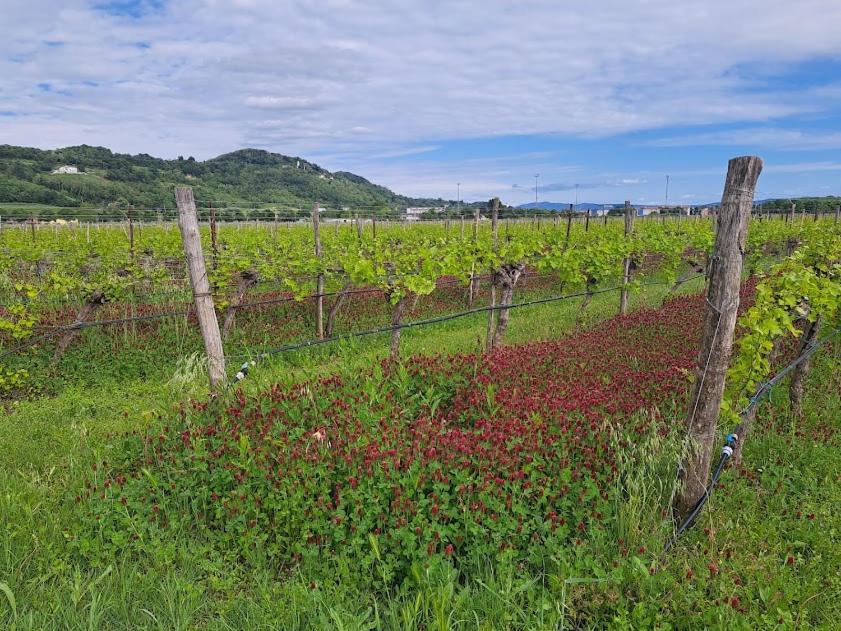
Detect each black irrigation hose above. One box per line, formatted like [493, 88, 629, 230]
[663, 326, 840, 554]
[226, 276, 704, 366]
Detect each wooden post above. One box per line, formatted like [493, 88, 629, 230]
[788, 201, 795, 223]
[789, 317, 821, 418]
[585, 209, 590, 232]
[127, 205, 135, 260]
[619, 201, 634, 315]
[312, 202, 325, 339]
[485, 198, 499, 351]
[604, 210, 608, 226]
[30, 215, 36, 242]
[355, 214, 362, 240]
[209, 202, 219, 259]
[564, 205, 573, 246]
[836, 204, 840, 224]
[175, 187, 226, 391]
[673, 156, 762, 523]
[469, 207, 480, 305]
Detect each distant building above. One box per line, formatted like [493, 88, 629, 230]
[52, 165, 82, 174]
[405, 206, 445, 221]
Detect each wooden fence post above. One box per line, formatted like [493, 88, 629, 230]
[209, 201, 219, 257]
[128, 205, 135, 260]
[485, 198, 499, 351]
[313, 201, 324, 339]
[836, 204, 840, 224]
[672, 156, 762, 523]
[585, 209, 590, 232]
[468, 207, 480, 306]
[564, 205, 573, 246]
[619, 201, 634, 315]
[175, 186, 226, 392]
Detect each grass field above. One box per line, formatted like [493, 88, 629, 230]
[1, 274, 839, 629]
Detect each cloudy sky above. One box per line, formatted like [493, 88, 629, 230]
[2, 0, 841, 204]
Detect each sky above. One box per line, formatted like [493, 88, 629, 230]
[1, 1, 841, 205]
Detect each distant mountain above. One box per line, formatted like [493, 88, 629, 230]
[0, 144, 449, 210]
[517, 201, 610, 211]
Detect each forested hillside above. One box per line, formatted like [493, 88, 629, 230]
[0, 144, 446, 211]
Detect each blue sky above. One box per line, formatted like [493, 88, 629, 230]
[1, 1, 841, 204]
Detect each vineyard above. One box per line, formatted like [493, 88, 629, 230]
[1, 159, 841, 628]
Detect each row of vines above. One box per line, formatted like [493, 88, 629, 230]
[1, 211, 838, 393]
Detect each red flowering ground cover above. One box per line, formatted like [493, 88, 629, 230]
[74, 282, 755, 586]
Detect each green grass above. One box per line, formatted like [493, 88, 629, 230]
[1, 276, 839, 629]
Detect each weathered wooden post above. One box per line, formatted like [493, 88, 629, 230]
[175, 187, 226, 391]
[790, 317, 821, 418]
[619, 201, 634, 315]
[209, 201, 219, 259]
[564, 205, 573, 246]
[836, 204, 840, 224]
[485, 197, 500, 351]
[468, 206, 481, 305]
[127, 205, 135, 260]
[672, 156, 762, 523]
[788, 201, 795, 223]
[312, 201, 325, 339]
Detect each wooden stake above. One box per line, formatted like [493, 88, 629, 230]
[468, 207, 481, 306]
[673, 155, 762, 523]
[209, 202, 219, 258]
[564, 205, 573, 246]
[486, 198, 499, 351]
[313, 202, 324, 339]
[128, 205, 135, 260]
[175, 187, 226, 391]
[619, 201, 634, 315]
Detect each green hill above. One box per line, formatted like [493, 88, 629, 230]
[0, 144, 448, 216]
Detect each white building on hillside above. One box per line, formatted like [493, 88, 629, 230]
[52, 165, 82, 174]
[405, 206, 445, 221]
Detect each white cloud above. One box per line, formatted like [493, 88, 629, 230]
[245, 96, 333, 109]
[649, 127, 841, 150]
